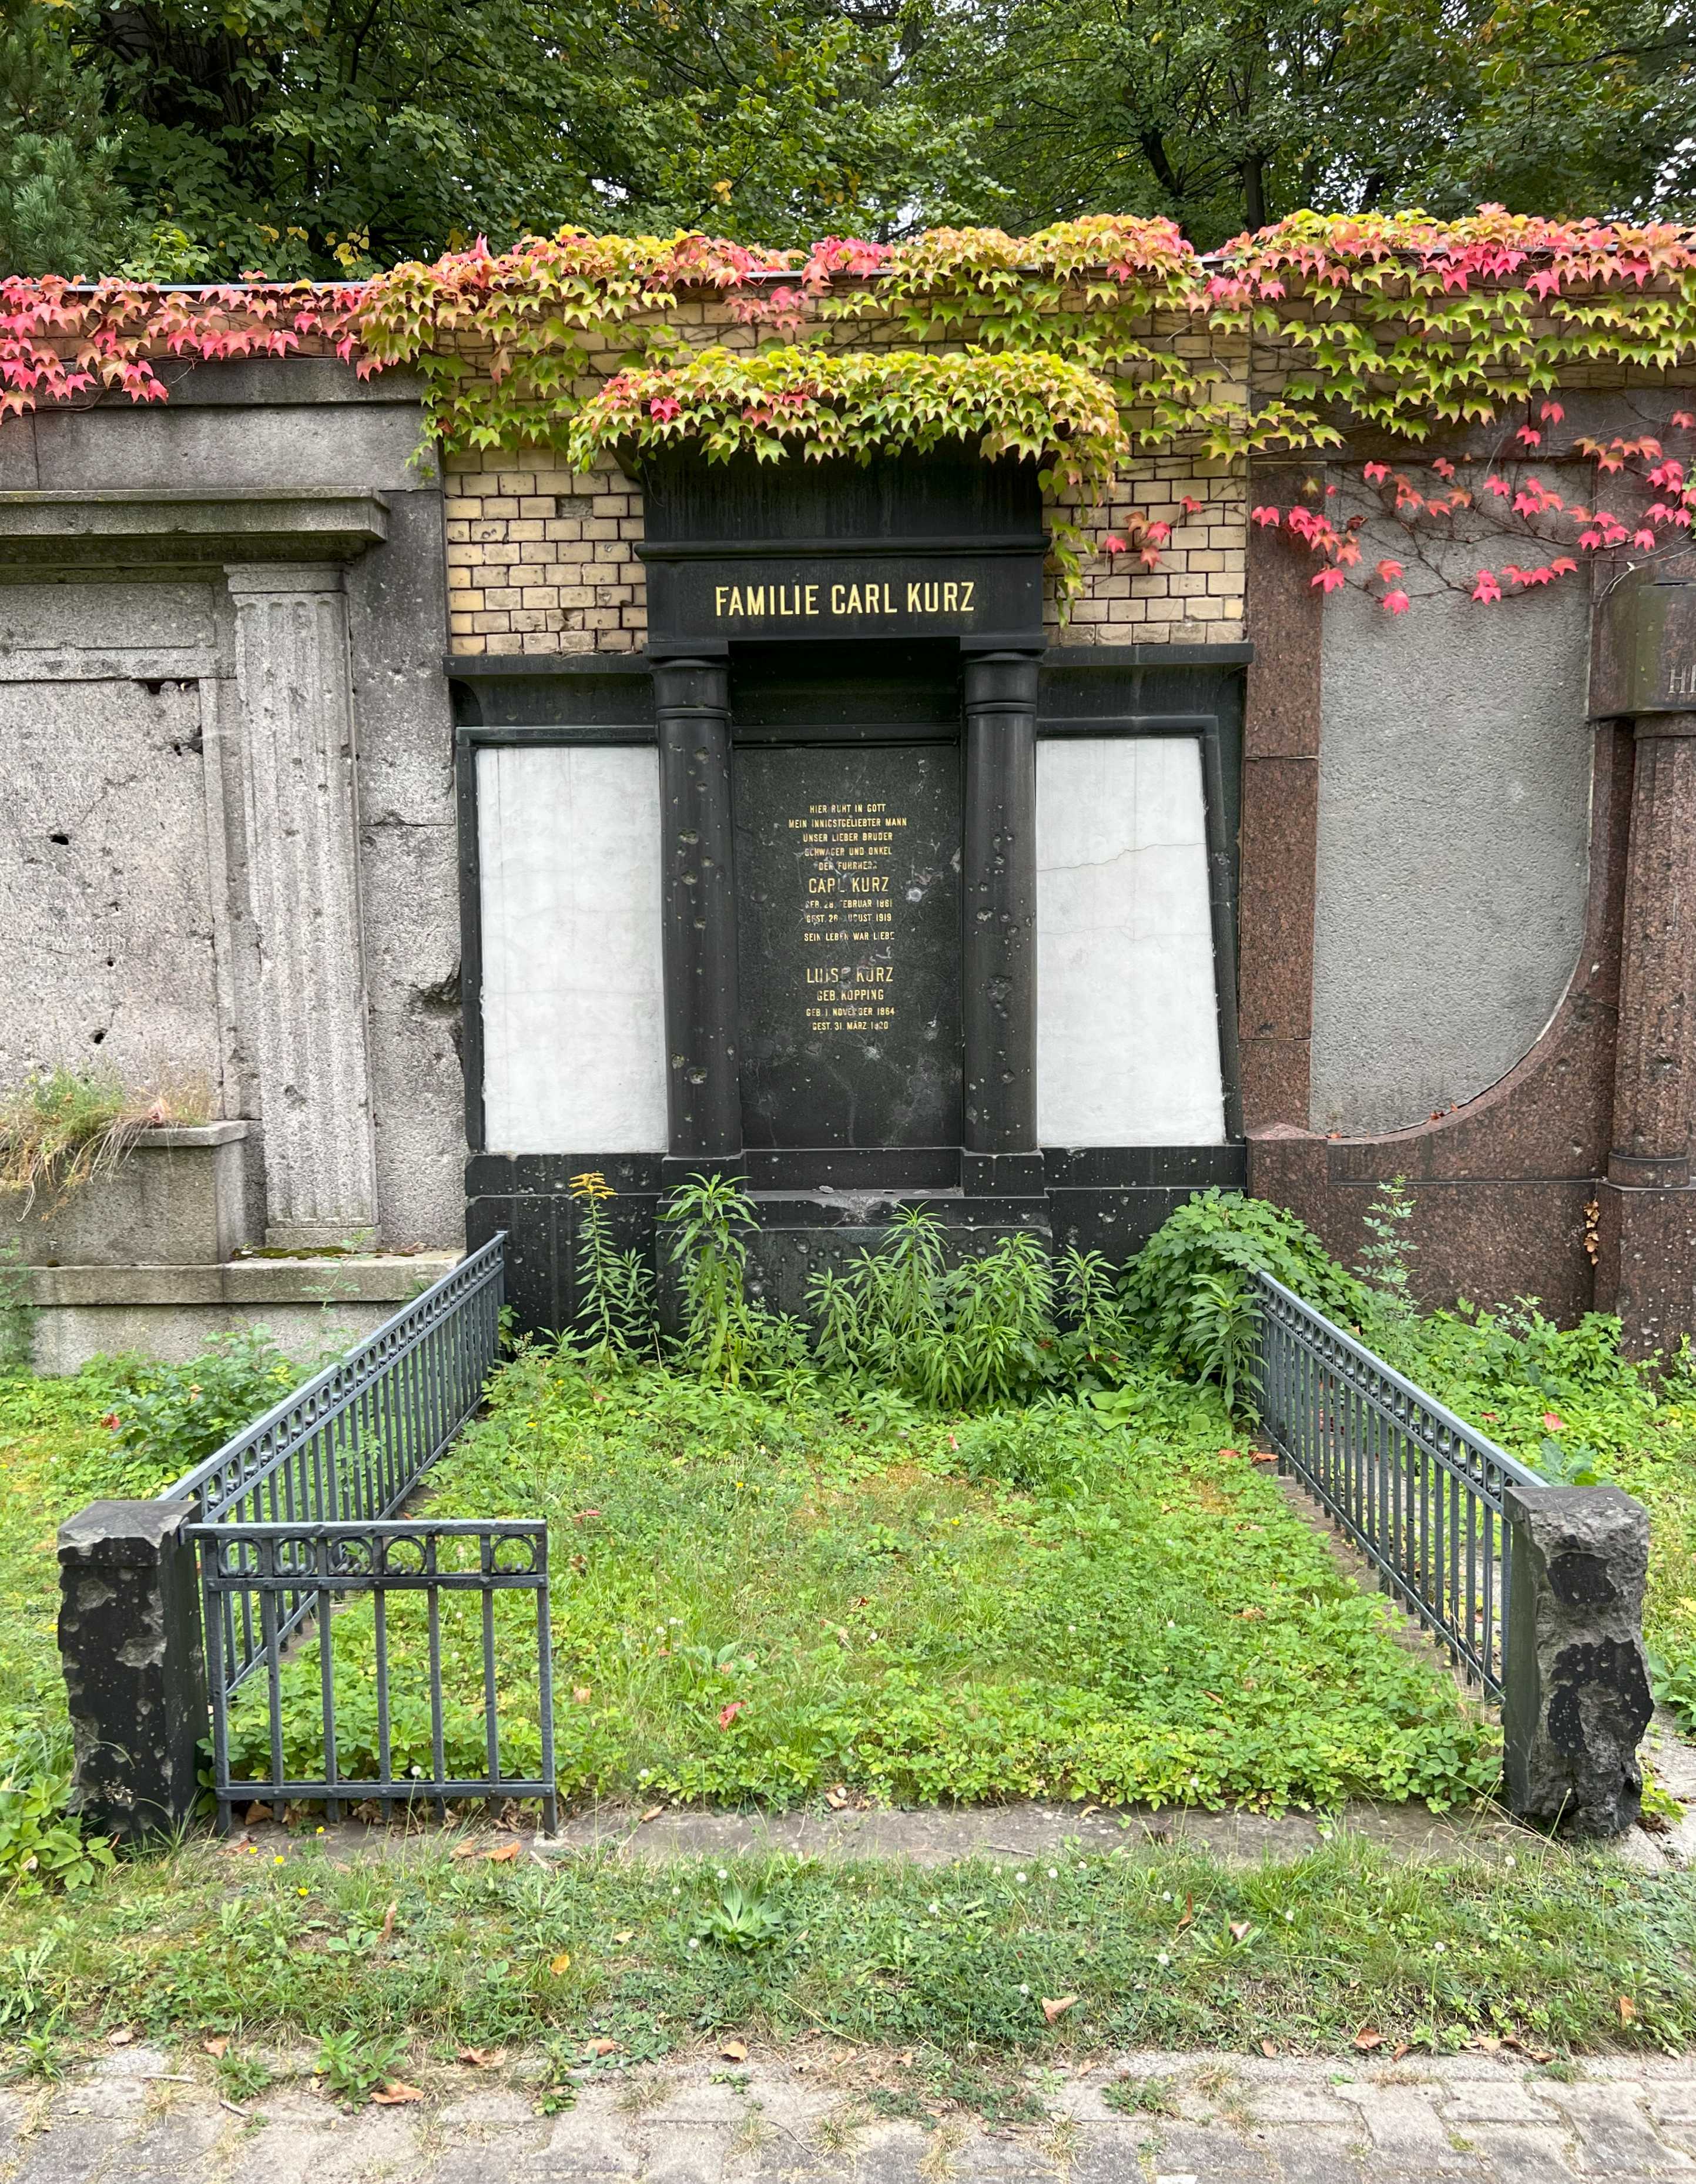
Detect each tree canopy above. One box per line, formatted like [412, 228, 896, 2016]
[1, 0, 1693, 276]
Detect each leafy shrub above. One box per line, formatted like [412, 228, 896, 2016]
[108, 1329, 306, 1474]
[0, 1725, 113, 1897]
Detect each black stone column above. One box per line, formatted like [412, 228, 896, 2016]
[58, 1499, 207, 1841]
[1501, 1482, 1654, 1835]
[653, 651, 742, 1174]
[961, 648, 1043, 1195]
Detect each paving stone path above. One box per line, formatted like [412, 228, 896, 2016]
[11, 2041, 1696, 2183]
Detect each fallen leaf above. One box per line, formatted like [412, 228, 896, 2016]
[1392, 2043, 1411, 2062]
[1354, 2027, 1383, 2051]
[587, 2038, 619, 2058]
[108, 2028, 136, 2048]
[1529, 2048, 1555, 2065]
[1259, 2039, 1278, 2058]
[202, 2036, 229, 2059]
[572, 1687, 592, 1706]
[825, 1784, 850, 1810]
[1079, 1803, 1099, 1820]
[718, 2038, 748, 2062]
[641, 1806, 664, 1824]
[612, 1930, 634, 1945]
[1177, 1895, 1194, 1931]
[1040, 1996, 1078, 2024]
[1228, 1921, 1252, 1943]
[1251, 1450, 1278, 1464]
[896, 2049, 915, 2066]
[1472, 2035, 1501, 2053]
[379, 1901, 397, 1945]
[451, 1838, 483, 1860]
[371, 2082, 425, 2106]
[549, 1952, 572, 1977]
[483, 1841, 521, 1864]
[1218, 1446, 1241, 1459]
[718, 1700, 746, 1729]
[244, 1803, 273, 1824]
[1620, 1995, 1637, 2025]
[219, 1833, 256, 1857]
[458, 2048, 505, 2068]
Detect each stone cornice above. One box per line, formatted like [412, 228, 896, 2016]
[0, 488, 389, 567]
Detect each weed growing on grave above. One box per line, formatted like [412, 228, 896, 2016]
[0, 1067, 209, 1214]
[565, 1171, 658, 1362]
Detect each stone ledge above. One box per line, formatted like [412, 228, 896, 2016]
[133, 1122, 250, 1148]
[27, 1254, 456, 1308]
[0, 490, 390, 565]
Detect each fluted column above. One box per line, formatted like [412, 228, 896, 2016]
[227, 563, 378, 1246]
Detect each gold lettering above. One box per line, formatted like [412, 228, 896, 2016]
[806, 583, 819, 615]
[960, 580, 976, 611]
[715, 585, 729, 616]
[830, 582, 846, 613]
[907, 582, 921, 610]
[942, 581, 959, 611]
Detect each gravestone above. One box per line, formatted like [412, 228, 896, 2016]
[735, 741, 962, 1150]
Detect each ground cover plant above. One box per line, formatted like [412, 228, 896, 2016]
[0, 1829, 1692, 2082]
[0, 1335, 311, 1891]
[222, 1351, 1501, 1814]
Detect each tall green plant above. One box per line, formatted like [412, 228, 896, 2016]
[659, 1173, 806, 1388]
[566, 1171, 658, 1362]
[807, 1208, 1060, 1406]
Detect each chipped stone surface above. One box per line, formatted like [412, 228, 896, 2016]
[15, 2048, 1696, 2183]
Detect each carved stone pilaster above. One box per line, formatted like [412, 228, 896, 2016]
[226, 564, 377, 1247]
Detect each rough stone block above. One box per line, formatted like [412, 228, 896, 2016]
[57, 1498, 207, 1840]
[1503, 1482, 1655, 1834]
[2, 1126, 255, 1268]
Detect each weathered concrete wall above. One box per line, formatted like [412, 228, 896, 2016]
[0, 359, 465, 1308]
[1309, 495, 1594, 1135]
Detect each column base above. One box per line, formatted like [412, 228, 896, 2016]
[961, 1150, 1047, 1195]
[1594, 1180, 1696, 1356]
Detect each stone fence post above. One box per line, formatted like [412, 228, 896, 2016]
[1501, 1483, 1655, 1836]
[57, 1500, 208, 1841]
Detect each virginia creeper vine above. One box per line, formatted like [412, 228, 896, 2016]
[8, 206, 1696, 609]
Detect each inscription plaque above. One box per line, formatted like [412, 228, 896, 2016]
[735, 744, 962, 1148]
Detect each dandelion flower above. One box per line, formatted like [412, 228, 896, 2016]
[1016, 1871, 1028, 1884]
[1157, 1952, 1170, 1967]
[1047, 1867, 1058, 1879]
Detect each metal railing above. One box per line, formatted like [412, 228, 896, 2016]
[170, 1235, 507, 1692]
[193, 1519, 558, 1832]
[161, 1235, 559, 1827]
[1252, 1270, 1544, 1697]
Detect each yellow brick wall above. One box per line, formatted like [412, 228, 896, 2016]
[441, 307, 1251, 656]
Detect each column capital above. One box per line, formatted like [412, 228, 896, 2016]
[224, 561, 347, 594]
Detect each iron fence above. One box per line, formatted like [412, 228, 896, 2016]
[158, 1235, 558, 1828]
[1252, 1269, 1544, 1697]
[192, 1519, 558, 1831]
[169, 1236, 507, 1693]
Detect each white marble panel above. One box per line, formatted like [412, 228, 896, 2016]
[1035, 736, 1226, 1145]
[477, 745, 667, 1153]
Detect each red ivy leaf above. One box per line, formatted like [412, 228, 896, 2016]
[1381, 589, 1410, 614]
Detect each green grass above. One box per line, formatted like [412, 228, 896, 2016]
[1, 1830, 1692, 2072]
[0, 1366, 185, 1748]
[223, 1349, 1500, 1814]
